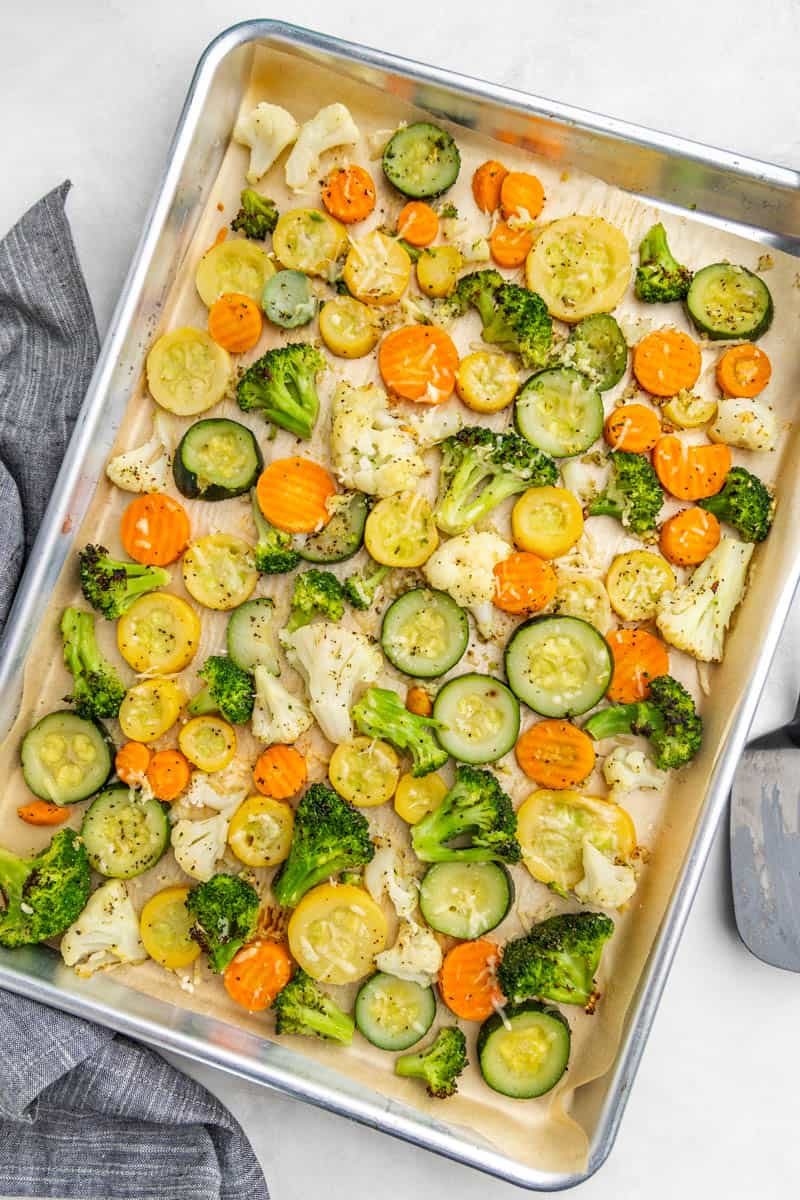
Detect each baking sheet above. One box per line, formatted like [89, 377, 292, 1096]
[2, 43, 799, 1176]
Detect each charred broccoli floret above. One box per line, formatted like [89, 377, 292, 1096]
[250, 489, 300, 574]
[272, 969, 354, 1043]
[185, 873, 260, 973]
[586, 450, 663, 534]
[285, 569, 345, 633]
[444, 270, 553, 368]
[188, 656, 255, 724]
[395, 1027, 468, 1098]
[584, 674, 702, 770]
[230, 188, 279, 240]
[79, 545, 170, 620]
[435, 426, 557, 535]
[0, 829, 91, 948]
[237, 343, 324, 439]
[60, 606, 125, 720]
[498, 911, 615, 1009]
[635, 223, 692, 304]
[411, 764, 521, 864]
[698, 465, 773, 543]
[272, 784, 375, 908]
[352, 687, 448, 778]
[343, 560, 390, 610]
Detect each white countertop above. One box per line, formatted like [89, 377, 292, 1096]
[3, 2, 800, 1197]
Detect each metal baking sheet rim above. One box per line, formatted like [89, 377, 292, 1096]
[0, 20, 798, 1191]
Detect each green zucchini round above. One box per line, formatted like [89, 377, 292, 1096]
[685, 263, 773, 341]
[383, 123, 461, 198]
[297, 491, 368, 563]
[477, 1001, 571, 1098]
[81, 785, 169, 879]
[173, 418, 263, 500]
[21, 711, 112, 805]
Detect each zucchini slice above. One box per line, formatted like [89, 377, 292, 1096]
[383, 123, 461, 198]
[433, 674, 520, 763]
[262, 270, 316, 329]
[568, 314, 628, 391]
[297, 491, 368, 564]
[226, 598, 279, 674]
[505, 616, 612, 717]
[477, 1001, 571, 1098]
[419, 861, 513, 939]
[355, 972, 436, 1051]
[686, 263, 773, 340]
[515, 367, 603, 457]
[21, 711, 112, 805]
[174, 419, 263, 501]
[81, 785, 169, 878]
[381, 588, 468, 678]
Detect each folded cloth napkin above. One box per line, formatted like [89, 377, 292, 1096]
[0, 182, 269, 1200]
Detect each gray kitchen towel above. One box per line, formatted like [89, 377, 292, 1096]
[0, 182, 269, 1200]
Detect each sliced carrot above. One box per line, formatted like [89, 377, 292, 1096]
[604, 404, 662, 453]
[472, 160, 508, 213]
[493, 551, 557, 615]
[716, 344, 772, 398]
[396, 201, 439, 247]
[253, 745, 308, 799]
[146, 749, 191, 802]
[17, 799, 70, 826]
[606, 629, 670, 704]
[633, 329, 702, 397]
[256, 457, 336, 534]
[659, 506, 721, 566]
[115, 741, 152, 784]
[224, 939, 294, 1011]
[489, 221, 533, 268]
[515, 719, 596, 789]
[652, 435, 731, 501]
[321, 165, 376, 224]
[439, 940, 503, 1022]
[120, 493, 190, 566]
[207, 292, 263, 354]
[500, 171, 545, 222]
[378, 325, 459, 404]
[405, 686, 433, 717]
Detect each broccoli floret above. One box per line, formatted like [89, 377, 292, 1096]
[635, 223, 692, 304]
[272, 968, 354, 1043]
[498, 911, 615, 1010]
[285, 569, 345, 633]
[185, 873, 260, 973]
[272, 784, 375, 908]
[188, 656, 255, 724]
[60, 606, 125, 720]
[352, 687, 448, 778]
[343, 560, 390, 610]
[444, 271, 552, 368]
[395, 1027, 468, 1098]
[79, 544, 170, 620]
[237, 343, 325, 439]
[230, 188, 279, 240]
[584, 674, 702, 770]
[411, 764, 521, 863]
[250, 489, 299, 574]
[435, 426, 557, 535]
[0, 829, 91, 948]
[698, 466, 774, 543]
[586, 450, 663, 534]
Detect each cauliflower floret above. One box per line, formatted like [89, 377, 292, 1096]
[364, 843, 419, 921]
[233, 102, 299, 184]
[251, 665, 314, 745]
[656, 535, 753, 662]
[61, 880, 147, 977]
[423, 529, 512, 638]
[171, 813, 230, 882]
[285, 103, 359, 191]
[105, 413, 174, 494]
[392, 398, 464, 446]
[602, 747, 668, 796]
[183, 770, 248, 818]
[330, 381, 426, 497]
[574, 839, 637, 910]
[375, 920, 443, 987]
[710, 395, 777, 452]
[283, 622, 382, 744]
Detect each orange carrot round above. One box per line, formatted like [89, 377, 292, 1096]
[439, 940, 503, 1022]
[146, 749, 191, 802]
[604, 404, 662, 453]
[207, 292, 263, 353]
[115, 741, 152, 784]
[223, 939, 294, 1011]
[472, 160, 508, 213]
[17, 799, 71, 826]
[716, 344, 772, 398]
[396, 201, 439, 247]
[515, 719, 596, 789]
[405, 686, 433, 717]
[633, 329, 702, 397]
[253, 745, 308, 799]
[500, 171, 545, 222]
[256, 457, 336, 534]
[120, 493, 191, 566]
[652, 435, 731, 500]
[659, 506, 721, 566]
[378, 325, 459, 404]
[322, 165, 376, 224]
[489, 221, 533, 268]
[493, 551, 557, 615]
[606, 628, 670, 704]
